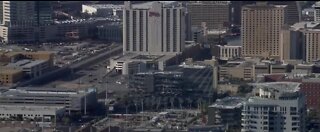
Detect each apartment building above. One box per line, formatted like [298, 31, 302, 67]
[123, 1, 186, 55]
[242, 82, 306, 132]
[241, 2, 287, 59]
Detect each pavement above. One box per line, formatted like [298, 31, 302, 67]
[42, 50, 129, 99]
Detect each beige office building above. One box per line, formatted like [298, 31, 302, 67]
[280, 22, 320, 63]
[241, 2, 287, 59]
[187, 1, 230, 30]
[303, 29, 320, 63]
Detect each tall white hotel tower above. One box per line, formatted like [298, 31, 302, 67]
[123, 1, 186, 55]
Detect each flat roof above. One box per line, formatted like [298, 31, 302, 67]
[84, 4, 123, 9]
[291, 21, 320, 31]
[131, 1, 178, 9]
[6, 59, 47, 68]
[302, 78, 320, 83]
[0, 104, 65, 111]
[113, 53, 175, 62]
[188, 1, 230, 5]
[136, 71, 183, 75]
[1, 87, 96, 97]
[313, 2, 320, 7]
[22, 60, 46, 68]
[243, 4, 287, 9]
[216, 45, 241, 48]
[249, 82, 301, 93]
[209, 97, 245, 109]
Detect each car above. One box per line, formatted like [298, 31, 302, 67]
[116, 81, 122, 84]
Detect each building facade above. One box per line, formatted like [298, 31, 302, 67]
[213, 45, 241, 60]
[187, 1, 230, 30]
[0, 1, 53, 43]
[280, 22, 320, 63]
[208, 97, 245, 128]
[0, 68, 24, 85]
[279, 25, 303, 61]
[97, 22, 122, 42]
[268, 1, 301, 25]
[82, 4, 123, 17]
[123, 1, 186, 55]
[129, 71, 184, 94]
[241, 2, 287, 59]
[241, 82, 306, 132]
[313, 2, 320, 22]
[0, 87, 97, 114]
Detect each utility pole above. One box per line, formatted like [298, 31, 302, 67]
[141, 98, 144, 123]
[84, 90, 87, 115]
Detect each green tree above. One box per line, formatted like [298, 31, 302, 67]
[62, 117, 70, 125]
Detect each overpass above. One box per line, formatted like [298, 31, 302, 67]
[13, 46, 123, 88]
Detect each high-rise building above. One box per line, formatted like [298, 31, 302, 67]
[279, 25, 303, 61]
[268, 1, 302, 25]
[230, 1, 243, 26]
[280, 22, 320, 63]
[35, 1, 53, 26]
[187, 1, 230, 30]
[241, 82, 306, 132]
[123, 1, 186, 55]
[0, 1, 36, 26]
[241, 2, 287, 59]
[0, 1, 53, 43]
[313, 1, 320, 22]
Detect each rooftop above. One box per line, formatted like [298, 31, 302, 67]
[136, 71, 183, 76]
[243, 3, 287, 9]
[130, 1, 179, 9]
[54, 17, 120, 25]
[1, 87, 96, 96]
[291, 21, 320, 31]
[188, 1, 230, 5]
[6, 59, 47, 68]
[209, 97, 246, 109]
[313, 1, 320, 7]
[249, 82, 301, 93]
[0, 104, 65, 112]
[84, 4, 123, 9]
[112, 53, 175, 62]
